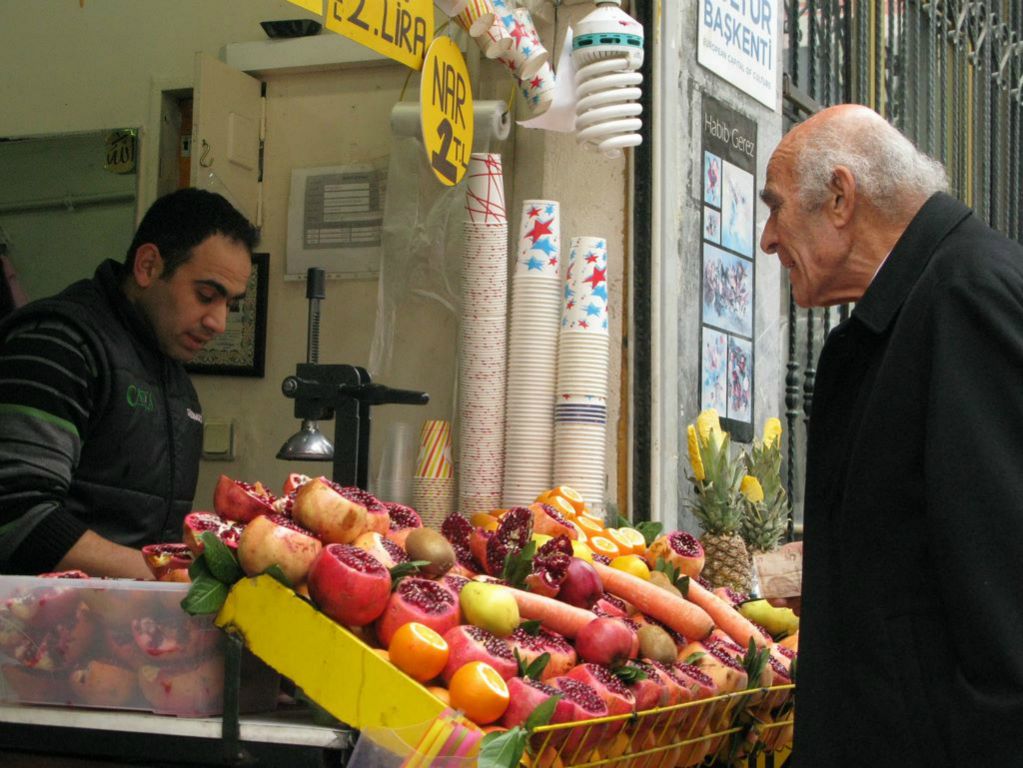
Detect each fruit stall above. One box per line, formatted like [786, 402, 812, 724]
[0, 412, 797, 766]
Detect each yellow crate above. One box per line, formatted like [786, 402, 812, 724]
[521, 684, 794, 767]
[215, 575, 445, 740]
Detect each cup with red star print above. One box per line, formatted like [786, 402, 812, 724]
[496, 8, 550, 82]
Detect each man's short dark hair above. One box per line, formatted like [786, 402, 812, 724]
[125, 188, 258, 277]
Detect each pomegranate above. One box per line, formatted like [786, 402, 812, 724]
[468, 527, 492, 573]
[679, 639, 748, 693]
[131, 616, 221, 663]
[556, 558, 604, 609]
[441, 624, 518, 683]
[625, 660, 670, 714]
[385, 502, 422, 532]
[2, 664, 70, 703]
[440, 513, 479, 572]
[5, 580, 85, 630]
[646, 530, 705, 578]
[442, 573, 470, 598]
[13, 603, 95, 671]
[575, 617, 634, 667]
[290, 477, 369, 545]
[307, 544, 392, 627]
[353, 531, 408, 569]
[182, 511, 244, 557]
[104, 625, 148, 668]
[713, 585, 749, 606]
[504, 626, 577, 680]
[237, 513, 323, 585]
[593, 594, 630, 617]
[524, 535, 573, 597]
[563, 662, 636, 739]
[483, 507, 533, 576]
[213, 474, 276, 523]
[528, 502, 578, 540]
[500, 676, 584, 746]
[138, 656, 224, 715]
[282, 472, 311, 496]
[141, 542, 194, 581]
[69, 659, 140, 708]
[548, 676, 610, 753]
[374, 576, 460, 647]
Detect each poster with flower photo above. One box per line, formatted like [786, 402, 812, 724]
[700, 95, 757, 442]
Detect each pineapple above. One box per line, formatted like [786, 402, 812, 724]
[686, 410, 753, 593]
[740, 418, 791, 554]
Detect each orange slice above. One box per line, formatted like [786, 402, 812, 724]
[574, 515, 605, 538]
[608, 526, 647, 556]
[588, 534, 621, 559]
[551, 485, 587, 513]
[470, 511, 499, 531]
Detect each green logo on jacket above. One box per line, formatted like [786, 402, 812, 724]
[126, 384, 155, 412]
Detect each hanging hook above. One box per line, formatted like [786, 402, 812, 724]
[199, 139, 214, 168]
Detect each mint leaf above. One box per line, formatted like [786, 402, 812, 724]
[188, 554, 213, 582]
[518, 620, 542, 636]
[263, 564, 294, 589]
[478, 727, 527, 768]
[501, 540, 536, 590]
[635, 521, 663, 547]
[614, 664, 648, 684]
[389, 560, 430, 587]
[522, 652, 550, 681]
[523, 694, 560, 731]
[199, 531, 243, 584]
[181, 575, 229, 615]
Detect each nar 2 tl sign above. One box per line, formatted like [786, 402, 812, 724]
[698, 0, 780, 110]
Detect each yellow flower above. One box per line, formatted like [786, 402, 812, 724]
[687, 425, 705, 482]
[763, 417, 782, 449]
[696, 409, 721, 445]
[740, 475, 764, 503]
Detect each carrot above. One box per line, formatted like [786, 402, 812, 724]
[505, 586, 596, 638]
[684, 578, 769, 649]
[592, 562, 715, 641]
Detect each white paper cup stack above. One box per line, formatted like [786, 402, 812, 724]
[502, 200, 563, 506]
[554, 236, 611, 512]
[458, 154, 509, 515]
[412, 419, 456, 529]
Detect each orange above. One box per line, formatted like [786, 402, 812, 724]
[521, 746, 565, 768]
[609, 554, 651, 580]
[543, 495, 578, 521]
[426, 685, 451, 705]
[608, 527, 647, 556]
[574, 514, 605, 538]
[470, 511, 500, 531]
[388, 621, 449, 683]
[588, 535, 621, 559]
[550, 485, 586, 513]
[447, 660, 510, 725]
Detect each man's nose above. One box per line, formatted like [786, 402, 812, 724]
[203, 305, 228, 335]
[760, 217, 778, 254]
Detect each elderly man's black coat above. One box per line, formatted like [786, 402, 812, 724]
[793, 193, 1023, 767]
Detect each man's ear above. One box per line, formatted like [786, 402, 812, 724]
[132, 244, 164, 287]
[826, 166, 856, 228]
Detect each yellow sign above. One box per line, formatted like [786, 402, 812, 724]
[421, 36, 473, 187]
[104, 129, 136, 174]
[325, 0, 432, 70]
[285, 0, 323, 14]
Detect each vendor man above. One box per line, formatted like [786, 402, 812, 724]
[0, 188, 257, 578]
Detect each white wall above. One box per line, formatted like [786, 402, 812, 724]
[0, 1, 630, 518]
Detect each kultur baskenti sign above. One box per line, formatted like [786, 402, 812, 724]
[697, 0, 780, 110]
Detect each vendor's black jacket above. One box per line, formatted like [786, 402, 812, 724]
[0, 260, 202, 573]
[793, 193, 1023, 766]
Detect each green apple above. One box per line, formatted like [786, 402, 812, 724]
[459, 581, 520, 638]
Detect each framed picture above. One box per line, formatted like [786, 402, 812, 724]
[186, 252, 268, 377]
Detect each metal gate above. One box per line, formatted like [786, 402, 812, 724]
[780, 0, 1023, 529]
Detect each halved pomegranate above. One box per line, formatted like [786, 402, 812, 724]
[141, 543, 194, 581]
[282, 472, 311, 496]
[213, 475, 276, 523]
[646, 530, 705, 578]
[130, 616, 221, 663]
[291, 477, 369, 545]
[237, 514, 323, 586]
[182, 511, 244, 557]
[505, 626, 577, 680]
[307, 544, 392, 628]
[374, 576, 460, 647]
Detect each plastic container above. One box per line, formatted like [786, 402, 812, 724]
[0, 574, 279, 717]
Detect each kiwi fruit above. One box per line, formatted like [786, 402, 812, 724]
[648, 569, 683, 598]
[403, 528, 456, 578]
[637, 623, 679, 665]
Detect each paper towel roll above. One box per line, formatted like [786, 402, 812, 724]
[389, 100, 511, 143]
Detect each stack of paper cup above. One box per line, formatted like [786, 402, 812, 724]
[502, 200, 562, 506]
[519, 60, 558, 117]
[459, 153, 509, 515]
[554, 236, 611, 512]
[454, 0, 496, 36]
[412, 419, 456, 529]
[496, 8, 551, 81]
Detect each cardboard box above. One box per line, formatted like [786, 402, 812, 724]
[0, 575, 278, 717]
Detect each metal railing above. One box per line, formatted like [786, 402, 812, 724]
[781, 0, 1023, 526]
